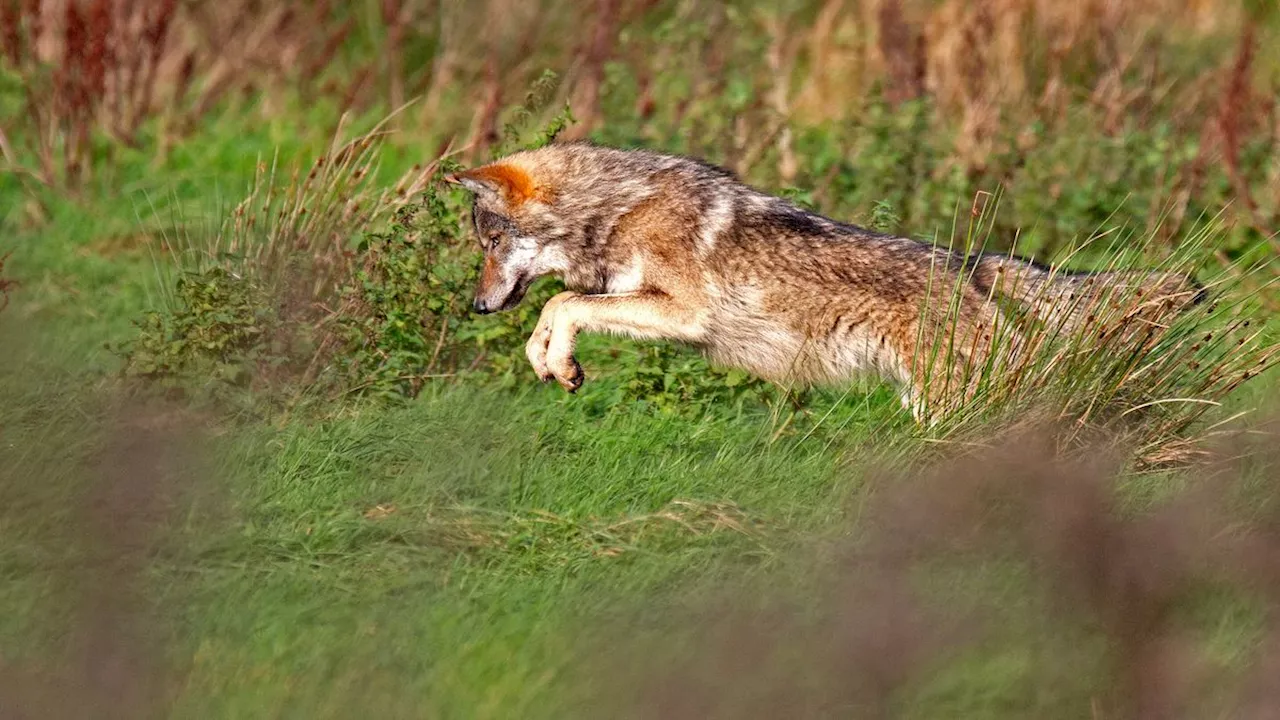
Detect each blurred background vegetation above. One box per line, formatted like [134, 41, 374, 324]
[3, 0, 1278, 253]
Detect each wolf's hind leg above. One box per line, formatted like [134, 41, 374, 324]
[531, 291, 706, 392]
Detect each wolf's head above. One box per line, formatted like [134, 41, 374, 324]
[446, 143, 686, 313]
[444, 158, 572, 314]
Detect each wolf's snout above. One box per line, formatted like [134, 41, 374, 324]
[473, 297, 494, 314]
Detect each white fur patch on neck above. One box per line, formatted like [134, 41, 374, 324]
[536, 245, 570, 275]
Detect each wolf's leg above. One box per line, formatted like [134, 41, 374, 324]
[899, 387, 927, 424]
[901, 304, 1012, 424]
[528, 291, 705, 391]
[526, 291, 581, 387]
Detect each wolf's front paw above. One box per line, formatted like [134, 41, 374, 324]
[525, 330, 583, 391]
[525, 323, 554, 382]
[547, 354, 584, 393]
[526, 291, 580, 384]
[545, 302, 585, 393]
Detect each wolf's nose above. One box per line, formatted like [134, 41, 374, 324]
[473, 298, 492, 315]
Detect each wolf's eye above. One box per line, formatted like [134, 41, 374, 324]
[487, 231, 502, 249]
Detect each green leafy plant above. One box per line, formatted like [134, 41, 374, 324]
[867, 198, 902, 234]
[330, 171, 560, 398]
[612, 342, 785, 417]
[122, 266, 267, 386]
[119, 76, 581, 404]
[329, 172, 473, 398]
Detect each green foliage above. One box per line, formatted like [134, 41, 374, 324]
[495, 69, 577, 156]
[334, 172, 471, 394]
[121, 267, 268, 386]
[612, 343, 782, 416]
[330, 173, 560, 398]
[867, 199, 902, 234]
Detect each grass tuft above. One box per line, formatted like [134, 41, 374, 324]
[915, 198, 1279, 465]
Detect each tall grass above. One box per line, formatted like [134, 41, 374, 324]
[117, 115, 442, 396]
[148, 114, 433, 313]
[915, 197, 1278, 465]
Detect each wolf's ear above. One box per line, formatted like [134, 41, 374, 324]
[442, 164, 539, 206]
[442, 171, 494, 196]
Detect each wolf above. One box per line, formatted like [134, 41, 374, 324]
[444, 142, 1200, 415]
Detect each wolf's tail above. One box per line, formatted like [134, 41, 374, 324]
[970, 254, 1206, 332]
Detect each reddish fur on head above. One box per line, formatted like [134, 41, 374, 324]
[479, 254, 502, 295]
[450, 163, 543, 206]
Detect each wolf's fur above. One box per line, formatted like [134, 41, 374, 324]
[445, 142, 1201, 414]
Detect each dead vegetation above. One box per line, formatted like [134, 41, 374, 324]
[4, 1, 1274, 225]
[3, 2, 344, 189]
[0, 252, 14, 313]
[365, 498, 764, 563]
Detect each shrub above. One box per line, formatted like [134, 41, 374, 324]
[118, 80, 578, 403]
[122, 266, 266, 386]
[327, 175, 561, 398]
[118, 115, 432, 397]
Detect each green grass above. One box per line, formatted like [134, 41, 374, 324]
[171, 397, 857, 716]
[0, 348, 895, 716]
[4, 264, 1276, 717]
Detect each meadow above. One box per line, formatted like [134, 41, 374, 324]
[3, 1, 1280, 717]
